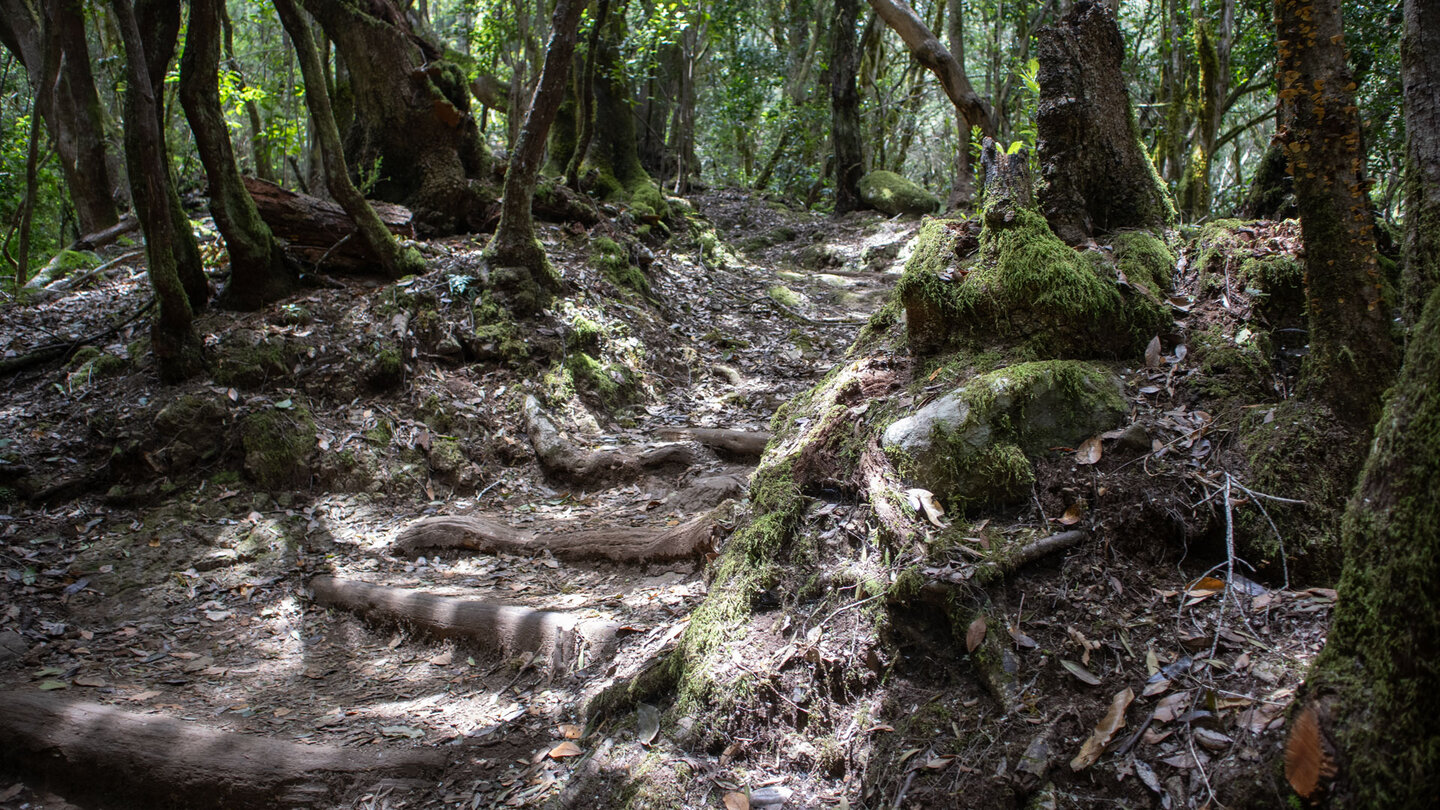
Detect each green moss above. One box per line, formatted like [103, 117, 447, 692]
[213, 338, 293, 388]
[592, 236, 650, 296]
[897, 212, 1167, 358]
[1190, 325, 1275, 418]
[768, 285, 801, 308]
[568, 314, 604, 352]
[240, 405, 317, 490]
[428, 437, 467, 474]
[64, 346, 127, 388]
[1110, 230, 1176, 297]
[566, 352, 638, 410]
[366, 344, 404, 389]
[469, 294, 530, 364]
[858, 170, 942, 216]
[363, 417, 394, 447]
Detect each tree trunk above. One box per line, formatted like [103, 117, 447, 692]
[110, 0, 204, 383]
[218, 0, 276, 183]
[566, 0, 610, 189]
[180, 0, 298, 311]
[15, 2, 58, 287]
[832, 0, 865, 213]
[1401, 0, 1440, 334]
[1275, 0, 1396, 426]
[1288, 285, 1440, 807]
[1034, 0, 1174, 244]
[1238, 140, 1296, 219]
[945, 0, 977, 205]
[273, 0, 423, 280]
[485, 0, 584, 312]
[299, 0, 491, 235]
[0, 0, 121, 236]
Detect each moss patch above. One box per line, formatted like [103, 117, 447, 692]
[240, 404, 317, 490]
[591, 236, 650, 296]
[858, 170, 942, 216]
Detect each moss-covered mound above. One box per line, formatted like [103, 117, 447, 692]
[882, 360, 1126, 509]
[241, 404, 317, 490]
[897, 212, 1172, 357]
[858, 170, 942, 216]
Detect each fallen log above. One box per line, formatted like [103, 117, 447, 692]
[524, 395, 697, 484]
[242, 176, 414, 272]
[309, 576, 619, 672]
[392, 503, 729, 562]
[0, 691, 442, 810]
[655, 427, 771, 459]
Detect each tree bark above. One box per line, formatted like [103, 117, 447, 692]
[299, 0, 491, 235]
[832, 0, 865, 213]
[1275, 0, 1396, 426]
[486, 0, 584, 310]
[180, 0, 298, 311]
[217, 0, 276, 183]
[1401, 0, 1440, 334]
[273, 0, 422, 280]
[111, 0, 204, 382]
[566, 0, 610, 189]
[1034, 0, 1174, 243]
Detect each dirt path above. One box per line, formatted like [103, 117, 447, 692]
[0, 193, 919, 808]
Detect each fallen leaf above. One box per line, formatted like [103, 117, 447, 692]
[905, 488, 947, 528]
[722, 793, 750, 810]
[127, 690, 161, 701]
[72, 674, 107, 688]
[1061, 659, 1101, 686]
[1058, 502, 1085, 526]
[966, 615, 987, 653]
[1145, 336, 1164, 368]
[559, 723, 583, 740]
[380, 725, 424, 739]
[428, 650, 453, 666]
[547, 741, 583, 760]
[1070, 687, 1134, 771]
[38, 680, 69, 691]
[637, 702, 660, 745]
[1075, 436, 1102, 465]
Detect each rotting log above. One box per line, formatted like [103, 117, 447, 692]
[655, 427, 771, 459]
[392, 504, 729, 562]
[524, 395, 698, 484]
[309, 576, 619, 671]
[242, 176, 414, 272]
[0, 691, 442, 810]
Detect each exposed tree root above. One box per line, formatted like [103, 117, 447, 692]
[0, 690, 443, 809]
[920, 529, 1089, 591]
[655, 427, 771, 459]
[309, 576, 620, 671]
[392, 504, 730, 562]
[524, 395, 698, 484]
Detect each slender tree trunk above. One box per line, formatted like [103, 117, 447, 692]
[486, 0, 584, 311]
[181, 0, 297, 310]
[135, 0, 210, 312]
[273, 0, 422, 279]
[16, 4, 58, 287]
[832, 0, 865, 214]
[1275, 0, 1396, 426]
[566, 0, 610, 189]
[110, 0, 204, 382]
[218, 0, 276, 183]
[1401, 0, 1440, 333]
[945, 0, 976, 204]
[865, 0, 994, 139]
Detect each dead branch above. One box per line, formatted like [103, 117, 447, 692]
[393, 506, 726, 563]
[654, 427, 771, 458]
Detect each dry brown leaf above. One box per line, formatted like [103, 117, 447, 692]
[548, 741, 583, 759]
[1075, 435, 1103, 465]
[966, 615, 987, 653]
[559, 723, 583, 740]
[1070, 687, 1134, 771]
[1145, 336, 1164, 368]
[637, 702, 660, 746]
[1058, 501, 1086, 525]
[1285, 704, 1334, 799]
[722, 792, 750, 810]
[1061, 659, 1101, 686]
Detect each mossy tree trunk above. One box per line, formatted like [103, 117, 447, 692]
[831, 0, 865, 214]
[1035, 0, 1174, 244]
[1274, 0, 1396, 427]
[298, 0, 491, 235]
[486, 0, 584, 310]
[110, 0, 204, 383]
[180, 0, 298, 311]
[1401, 0, 1440, 335]
[133, 0, 211, 313]
[1290, 284, 1440, 808]
[273, 0, 423, 280]
[1238, 140, 1296, 220]
[565, 0, 610, 190]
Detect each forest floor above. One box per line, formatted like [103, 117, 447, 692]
[0, 191, 1325, 809]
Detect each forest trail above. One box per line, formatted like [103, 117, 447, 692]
[0, 192, 922, 808]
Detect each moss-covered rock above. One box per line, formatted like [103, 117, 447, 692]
[882, 360, 1126, 508]
[64, 347, 128, 389]
[591, 236, 650, 296]
[240, 404, 317, 490]
[465, 294, 530, 365]
[153, 395, 230, 473]
[858, 170, 942, 216]
[212, 334, 295, 389]
[566, 352, 640, 410]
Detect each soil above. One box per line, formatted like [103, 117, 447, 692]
[0, 194, 1326, 809]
